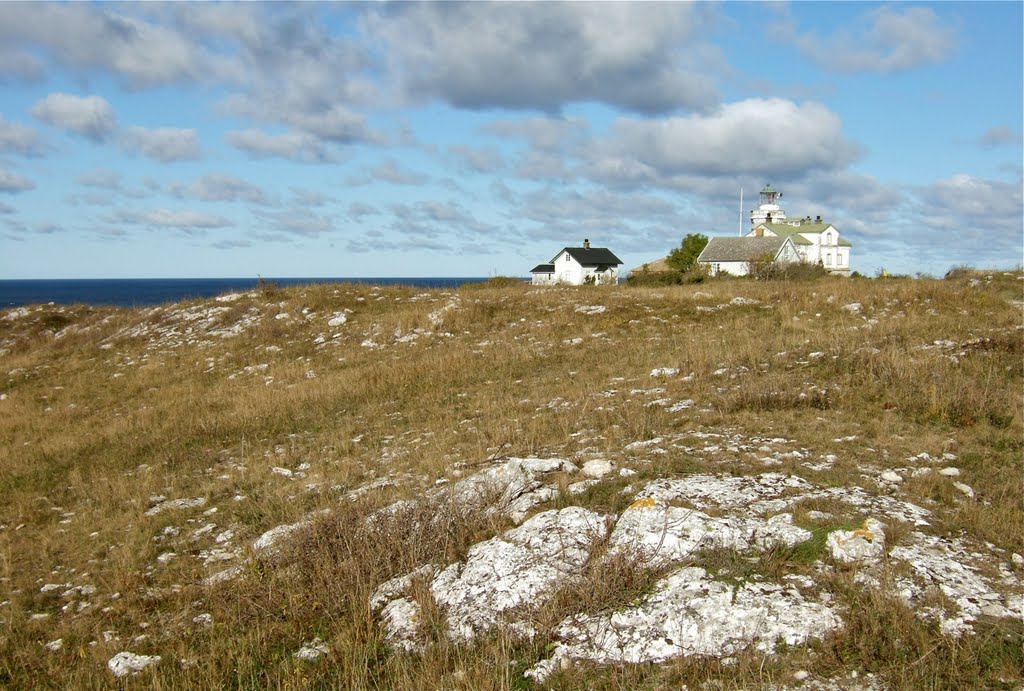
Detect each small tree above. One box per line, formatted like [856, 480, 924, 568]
[666, 233, 709, 272]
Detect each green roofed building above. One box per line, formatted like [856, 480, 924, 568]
[746, 185, 853, 276]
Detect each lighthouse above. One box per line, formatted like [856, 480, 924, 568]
[750, 183, 787, 228]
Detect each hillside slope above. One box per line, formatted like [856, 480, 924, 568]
[1, 273, 1022, 688]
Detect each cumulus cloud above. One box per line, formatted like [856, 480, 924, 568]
[0, 114, 45, 156]
[254, 207, 334, 237]
[226, 128, 333, 163]
[0, 47, 45, 83]
[113, 207, 234, 230]
[0, 3, 217, 87]
[368, 2, 719, 113]
[2, 4, 382, 148]
[0, 168, 35, 193]
[449, 144, 505, 174]
[796, 7, 957, 73]
[179, 174, 267, 204]
[77, 168, 123, 190]
[360, 159, 429, 186]
[916, 174, 1023, 230]
[594, 99, 860, 181]
[977, 126, 1023, 150]
[31, 92, 117, 141]
[120, 126, 201, 162]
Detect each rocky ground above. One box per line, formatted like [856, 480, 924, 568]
[1, 274, 1021, 688]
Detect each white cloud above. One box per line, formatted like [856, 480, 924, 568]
[977, 126, 1023, 150]
[363, 159, 429, 186]
[367, 2, 719, 113]
[114, 208, 234, 230]
[31, 93, 117, 142]
[0, 168, 35, 193]
[254, 208, 334, 237]
[595, 99, 860, 180]
[182, 174, 268, 204]
[796, 7, 958, 73]
[226, 129, 333, 163]
[0, 3, 213, 87]
[449, 145, 505, 174]
[0, 114, 45, 155]
[77, 169, 123, 190]
[120, 126, 201, 162]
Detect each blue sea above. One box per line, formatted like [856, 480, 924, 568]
[0, 277, 496, 308]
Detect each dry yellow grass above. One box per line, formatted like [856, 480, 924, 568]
[0, 271, 1021, 688]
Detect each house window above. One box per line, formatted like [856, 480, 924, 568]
[712, 263, 720, 275]
[825, 254, 832, 266]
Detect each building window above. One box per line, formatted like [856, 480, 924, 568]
[712, 263, 720, 275]
[825, 254, 832, 266]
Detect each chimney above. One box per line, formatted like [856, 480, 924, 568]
[583, 238, 590, 249]
[815, 215, 822, 223]
[766, 212, 772, 223]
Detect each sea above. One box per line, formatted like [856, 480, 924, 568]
[0, 277, 497, 309]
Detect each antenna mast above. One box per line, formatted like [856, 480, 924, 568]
[739, 188, 743, 236]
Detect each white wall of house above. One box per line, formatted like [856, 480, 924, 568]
[706, 260, 751, 277]
[531, 273, 555, 285]
[753, 223, 850, 275]
[553, 252, 583, 284]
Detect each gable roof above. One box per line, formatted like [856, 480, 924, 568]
[755, 222, 852, 247]
[697, 236, 792, 263]
[530, 263, 555, 273]
[751, 224, 812, 245]
[553, 247, 623, 266]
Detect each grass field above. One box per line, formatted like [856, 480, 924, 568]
[1, 270, 1021, 688]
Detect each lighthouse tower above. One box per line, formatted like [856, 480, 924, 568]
[750, 183, 787, 227]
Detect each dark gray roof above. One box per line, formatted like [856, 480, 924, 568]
[554, 247, 623, 266]
[530, 263, 555, 273]
[697, 236, 789, 263]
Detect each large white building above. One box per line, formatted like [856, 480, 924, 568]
[744, 184, 853, 276]
[530, 240, 623, 285]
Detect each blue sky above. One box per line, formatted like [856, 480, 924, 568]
[0, 1, 1020, 279]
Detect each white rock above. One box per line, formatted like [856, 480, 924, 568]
[953, 482, 975, 499]
[527, 566, 840, 682]
[939, 467, 960, 477]
[192, 613, 213, 627]
[379, 598, 423, 653]
[375, 507, 606, 646]
[794, 670, 810, 681]
[1012, 553, 1024, 568]
[271, 466, 293, 478]
[252, 519, 312, 552]
[827, 518, 886, 564]
[880, 471, 903, 484]
[649, 367, 679, 377]
[327, 312, 348, 327]
[108, 652, 161, 677]
[45, 638, 63, 652]
[144, 497, 206, 517]
[610, 498, 811, 567]
[891, 531, 1016, 633]
[730, 296, 759, 305]
[581, 459, 615, 478]
[842, 303, 863, 313]
[293, 638, 329, 661]
[575, 305, 606, 315]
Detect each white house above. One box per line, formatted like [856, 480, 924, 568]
[696, 236, 800, 276]
[530, 240, 623, 285]
[745, 184, 853, 276]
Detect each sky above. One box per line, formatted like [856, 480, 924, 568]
[0, 1, 1021, 279]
